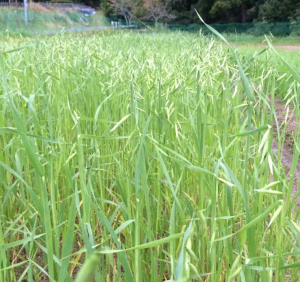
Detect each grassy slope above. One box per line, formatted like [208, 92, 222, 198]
[0, 31, 300, 282]
[0, 8, 108, 36]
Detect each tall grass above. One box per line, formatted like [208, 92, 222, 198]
[0, 30, 299, 282]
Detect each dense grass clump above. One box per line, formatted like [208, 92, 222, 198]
[0, 31, 300, 282]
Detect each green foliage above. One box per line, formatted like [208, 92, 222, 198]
[257, 0, 300, 22]
[165, 21, 300, 37]
[0, 30, 300, 282]
[2, 0, 300, 28]
[74, 254, 99, 282]
[51, 0, 73, 3]
[191, 0, 300, 24]
[101, 0, 114, 16]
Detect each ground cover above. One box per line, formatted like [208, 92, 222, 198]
[0, 31, 300, 282]
[0, 7, 107, 36]
[226, 34, 300, 46]
[237, 44, 300, 200]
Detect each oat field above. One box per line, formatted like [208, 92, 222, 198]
[0, 30, 300, 282]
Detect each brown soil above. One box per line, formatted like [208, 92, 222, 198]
[231, 44, 300, 52]
[274, 46, 300, 51]
[271, 98, 300, 205]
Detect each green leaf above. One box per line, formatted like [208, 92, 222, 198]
[114, 220, 135, 235]
[2, 44, 35, 54]
[0, 161, 44, 216]
[10, 102, 44, 176]
[155, 145, 185, 221]
[92, 202, 133, 281]
[214, 201, 280, 242]
[268, 205, 283, 228]
[279, 261, 300, 270]
[233, 125, 269, 137]
[0, 127, 63, 144]
[0, 261, 27, 271]
[175, 222, 193, 279]
[80, 134, 130, 140]
[0, 234, 45, 252]
[98, 232, 184, 254]
[59, 196, 77, 282]
[110, 114, 131, 132]
[75, 254, 99, 282]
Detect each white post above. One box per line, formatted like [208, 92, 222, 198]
[24, 0, 28, 26]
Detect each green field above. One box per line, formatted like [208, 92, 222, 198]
[0, 8, 108, 36]
[0, 31, 300, 282]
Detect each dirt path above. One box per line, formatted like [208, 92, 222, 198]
[271, 98, 300, 205]
[231, 43, 300, 52]
[274, 46, 300, 51]
[34, 26, 108, 35]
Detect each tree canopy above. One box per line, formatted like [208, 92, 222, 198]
[44, 0, 300, 24]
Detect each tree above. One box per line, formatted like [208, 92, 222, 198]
[257, 0, 300, 22]
[101, 0, 115, 15]
[296, 3, 300, 20]
[143, 0, 176, 25]
[210, 0, 254, 23]
[111, 0, 136, 25]
[189, 0, 215, 23]
[104, 0, 300, 24]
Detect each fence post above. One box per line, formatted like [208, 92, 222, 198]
[24, 0, 28, 26]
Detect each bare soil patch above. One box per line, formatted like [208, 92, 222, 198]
[274, 46, 300, 51]
[231, 44, 300, 52]
[271, 98, 300, 205]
